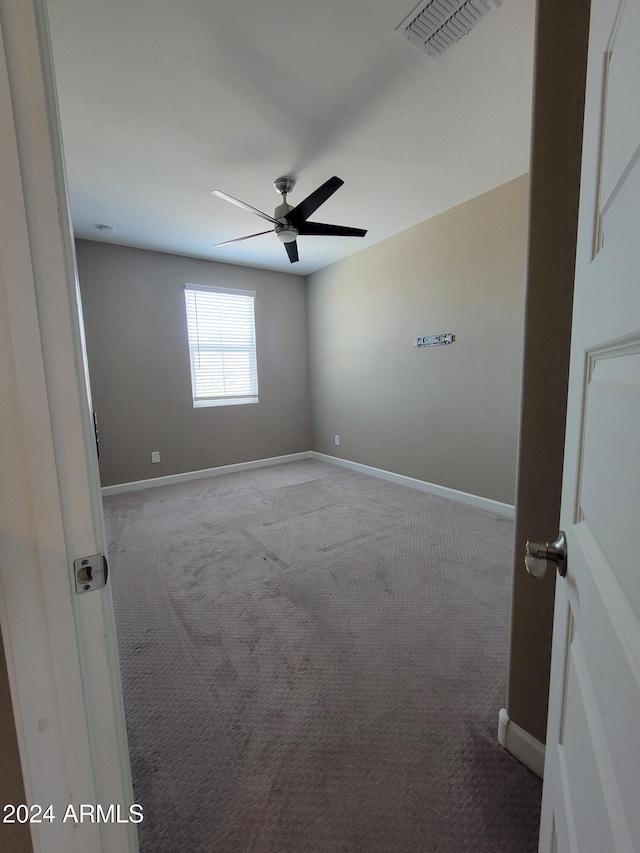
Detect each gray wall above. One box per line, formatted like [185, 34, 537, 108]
[75, 241, 311, 486]
[308, 175, 529, 506]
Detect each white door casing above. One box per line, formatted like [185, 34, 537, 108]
[539, 0, 640, 851]
[0, 1, 137, 851]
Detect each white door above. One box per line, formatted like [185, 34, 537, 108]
[0, 1, 136, 851]
[539, 0, 640, 850]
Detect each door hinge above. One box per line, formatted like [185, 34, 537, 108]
[74, 554, 108, 594]
[93, 411, 100, 459]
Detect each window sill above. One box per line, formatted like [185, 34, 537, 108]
[193, 397, 259, 408]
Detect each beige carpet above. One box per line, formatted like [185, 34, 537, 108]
[104, 459, 541, 852]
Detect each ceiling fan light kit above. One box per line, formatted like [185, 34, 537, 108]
[275, 225, 298, 243]
[211, 175, 367, 263]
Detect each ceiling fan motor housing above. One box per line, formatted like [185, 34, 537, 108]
[274, 201, 298, 242]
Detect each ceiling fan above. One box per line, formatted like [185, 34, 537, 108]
[211, 175, 367, 263]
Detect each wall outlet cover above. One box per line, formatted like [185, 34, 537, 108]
[151, 451, 160, 463]
[334, 435, 340, 446]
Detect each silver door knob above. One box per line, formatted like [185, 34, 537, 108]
[525, 531, 567, 579]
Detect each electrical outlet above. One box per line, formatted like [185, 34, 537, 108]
[334, 435, 340, 446]
[151, 451, 160, 463]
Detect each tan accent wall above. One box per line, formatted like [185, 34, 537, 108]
[75, 241, 311, 487]
[507, 0, 590, 744]
[308, 175, 529, 506]
[0, 632, 33, 853]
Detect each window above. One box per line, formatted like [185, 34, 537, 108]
[184, 285, 258, 407]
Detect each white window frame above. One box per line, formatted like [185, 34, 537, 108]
[184, 284, 259, 408]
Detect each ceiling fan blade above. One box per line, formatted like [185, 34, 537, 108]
[212, 230, 273, 248]
[285, 240, 299, 263]
[287, 176, 344, 226]
[211, 190, 279, 225]
[297, 222, 367, 238]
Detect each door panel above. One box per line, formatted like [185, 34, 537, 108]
[580, 344, 640, 607]
[561, 645, 616, 853]
[597, 0, 640, 220]
[540, 0, 640, 850]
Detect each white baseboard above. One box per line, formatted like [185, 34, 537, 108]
[498, 708, 545, 778]
[103, 450, 516, 518]
[309, 452, 515, 518]
[101, 452, 310, 496]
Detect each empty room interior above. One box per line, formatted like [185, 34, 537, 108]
[0, 0, 588, 851]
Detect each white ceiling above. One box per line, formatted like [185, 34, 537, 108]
[46, 0, 535, 275]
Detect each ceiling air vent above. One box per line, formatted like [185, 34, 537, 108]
[396, 0, 502, 59]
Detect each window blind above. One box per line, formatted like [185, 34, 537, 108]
[185, 285, 258, 407]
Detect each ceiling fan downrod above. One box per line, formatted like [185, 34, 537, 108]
[273, 176, 298, 243]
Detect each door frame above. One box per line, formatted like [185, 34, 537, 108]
[0, 1, 136, 851]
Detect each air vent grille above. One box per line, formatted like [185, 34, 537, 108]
[397, 0, 501, 58]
